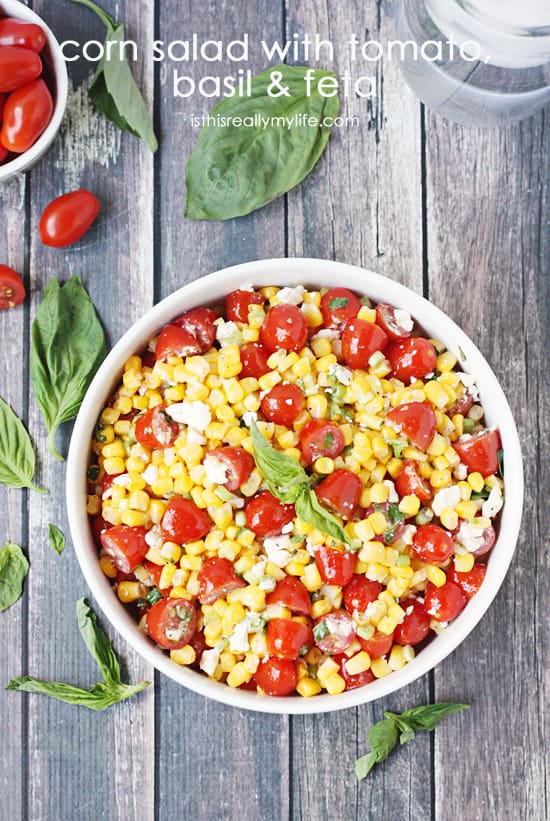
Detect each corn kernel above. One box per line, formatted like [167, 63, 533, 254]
[311, 336, 333, 357]
[370, 482, 390, 504]
[103, 456, 126, 475]
[297, 677, 322, 697]
[99, 555, 117, 578]
[86, 495, 101, 516]
[311, 599, 332, 618]
[226, 662, 252, 688]
[117, 581, 146, 603]
[344, 651, 371, 675]
[317, 657, 340, 681]
[324, 673, 346, 695]
[313, 457, 335, 475]
[426, 566, 447, 587]
[454, 552, 475, 573]
[367, 511, 388, 535]
[370, 658, 391, 678]
[387, 645, 407, 671]
[301, 563, 323, 592]
[430, 469, 452, 489]
[440, 507, 459, 531]
[467, 472, 485, 493]
[357, 305, 376, 322]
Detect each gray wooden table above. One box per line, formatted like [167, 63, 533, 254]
[1, 2, 548, 820]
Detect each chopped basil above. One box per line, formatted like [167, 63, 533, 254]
[497, 449, 504, 478]
[145, 588, 162, 606]
[383, 525, 399, 545]
[87, 465, 100, 482]
[388, 504, 405, 523]
[313, 621, 329, 641]
[323, 432, 335, 448]
[389, 440, 408, 458]
[470, 488, 490, 500]
[329, 297, 349, 309]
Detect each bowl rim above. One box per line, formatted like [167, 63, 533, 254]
[66, 257, 524, 714]
[0, 0, 68, 181]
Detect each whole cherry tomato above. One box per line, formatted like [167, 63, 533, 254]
[266, 576, 312, 615]
[161, 497, 212, 544]
[254, 657, 297, 696]
[314, 546, 357, 586]
[0, 46, 42, 92]
[424, 580, 467, 622]
[260, 304, 308, 352]
[1, 78, 52, 153]
[453, 429, 501, 477]
[226, 289, 264, 323]
[146, 598, 197, 650]
[155, 324, 201, 361]
[239, 342, 271, 378]
[320, 287, 361, 329]
[135, 405, 179, 449]
[245, 490, 295, 538]
[335, 654, 375, 690]
[39, 189, 100, 247]
[375, 303, 414, 339]
[266, 618, 313, 660]
[313, 610, 356, 654]
[412, 523, 454, 563]
[447, 562, 487, 599]
[204, 447, 254, 491]
[260, 383, 305, 427]
[99, 525, 149, 574]
[395, 459, 432, 503]
[394, 599, 431, 645]
[314, 469, 362, 520]
[386, 401, 436, 452]
[386, 337, 437, 383]
[0, 19, 46, 52]
[172, 307, 217, 352]
[197, 557, 246, 605]
[358, 630, 395, 659]
[343, 575, 382, 614]
[341, 317, 388, 370]
[299, 419, 345, 464]
[0, 264, 25, 309]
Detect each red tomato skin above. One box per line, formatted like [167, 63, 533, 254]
[172, 307, 217, 352]
[386, 337, 437, 383]
[394, 599, 431, 645]
[142, 560, 169, 592]
[245, 490, 295, 538]
[453, 430, 501, 477]
[38, 189, 100, 247]
[0, 142, 7, 163]
[135, 405, 179, 449]
[386, 401, 436, 452]
[395, 459, 432, 503]
[146, 598, 197, 650]
[161, 498, 212, 544]
[0, 264, 25, 309]
[0, 93, 6, 122]
[448, 389, 474, 417]
[0, 19, 46, 52]
[424, 581, 467, 622]
[470, 525, 496, 558]
[239, 342, 271, 378]
[314, 610, 357, 654]
[299, 419, 345, 464]
[99, 525, 149, 574]
[1, 78, 52, 153]
[226, 289, 264, 323]
[266, 619, 313, 660]
[335, 654, 375, 690]
[314, 469, 362, 520]
[266, 576, 312, 615]
[92, 515, 110, 545]
[155, 324, 201, 361]
[343, 576, 382, 614]
[0, 46, 42, 92]
[254, 657, 297, 696]
[341, 317, 388, 370]
[260, 383, 305, 427]
[412, 523, 454, 564]
[320, 288, 361, 329]
[358, 631, 395, 659]
[314, 546, 357, 586]
[447, 562, 487, 599]
[197, 557, 246, 605]
[375, 303, 413, 339]
[205, 447, 254, 491]
[260, 304, 308, 352]
[188, 629, 208, 666]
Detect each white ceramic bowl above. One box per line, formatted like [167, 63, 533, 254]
[66, 258, 524, 714]
[0, 0, 68, 182]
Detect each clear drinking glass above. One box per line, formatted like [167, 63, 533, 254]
[396, 0, 550, 126]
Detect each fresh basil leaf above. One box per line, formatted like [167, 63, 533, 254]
[328, 297, 349, 309]
[0, 397, 46, 493]
[249, 420, 308, 503]
[76, 597, 122, 687]
[388, 439, 407, 458]
[70, 0, 157, 153]
[145, 587, 163, 606]
[367, 717, 399, 761]
[0, 543, 29, 612]
[396, 702, 470, 731]
[30, 277, 106, 461]
[294, 486, 349, 546]
[48, 524, 66, 556]
[185, 64, 339, 220]
[354, 750, 378, 781]
[388, 504, 405, 523]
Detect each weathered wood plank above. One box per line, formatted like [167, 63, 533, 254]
[426, 113, 550, 820]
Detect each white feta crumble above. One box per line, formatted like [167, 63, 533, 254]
[312, 329, 339, 340]
[482, 486, 504, 518]
[263, 534, 293, 567]
[454, 463, 468, 481]
[456, 372, 480, 401]
[200, 647, 221, 677]
[394, 309, 414, 333]
[216, 320, 242, 346]
[242, 411, 258, 427]
[186, 428, 207, 445]
[142, 465, 159, 485]
[163, 447, 177, 466]
[112, 473, 130, 487]
[400, 525, 417, 546]
[144, 525, 163, 549]
[203, 453, 229, 485]
[432, 485, 461, 516]
[229, 618, 250, 653]
[329, 363, 353, 386]
[281, 522, 294, 534]
[166, 401, 211, 431]
[277, 285, 305, 305]
[383, 480, 399, 503]
[455, 521, 486, 553]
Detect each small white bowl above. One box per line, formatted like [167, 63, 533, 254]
[0, 0, 68, 182]
[66, 258, 524, 714]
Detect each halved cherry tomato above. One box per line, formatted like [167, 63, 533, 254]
[146, 598, 197, 649]
[314, 546, 357, 586]
[470, 525, 496, 557]
[100, 525, 149, 574]
[38, 189, 100, 247]
[447, 562, 487, 599]
[1, 78, 52, 153]
[226, 289, 264, 323]
[394, 599, 431, 645]
[266, 618, 313, 660]
[245, 490, 295, 538]
[314, 610, 356, 654]
[155, 324, 201, 361]
[335, 653, 375, 690]
[266, 576, 311, 615]
[320, 287, 361, 329]
[188, 629, 208, 666]
[135, 405, 179, 449]
[161, 497, 212, 544]
[341, 317, 388, 370]
[172, 307, 217, 352]
[260, 304, 308, 352]
[261, 383, 305, 427]
[386, 401, 436, 452]
[205, 447, 254, 491]
[197, 556, 246, 604]
[142, 560, 170, 592]
[453, 429, 501, 477]
[364, 501, 406, 544]
[101, 472, 122, 497]
[239, 341, 271, 378]
[92, 515, 110, 545]
[358, 630, 394, 659]
[254, 657, 297, 696]
[0, 19, 46, 52]
[412, 523, 454, 563]
[386, 337, 437, 383]
[314, 469, 362, 520]
[395, 459, 432, 503]
[448, 389, 474, 417]
[0, 264, 25, 309]
[343, 576, 382, 614]
[299, 419, 345, 464]
[0, 46, 42, 92]
[424, 580, 467, 622]
[375, 303, 413, 339]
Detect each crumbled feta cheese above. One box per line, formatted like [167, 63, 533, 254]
[163, 447, 176, 466]
[321, 584, 342, 609]
[400, 525, 417, 545]
[145, 525, 163, 549]
[456, 372, 480, 401]
[216, 320, 242, 346]
[186, 428, 206, 445]
[166, 401, 211, 431]
[454, 463, 468, 480]
[277, 285, 305, 305]
[200, 647, 221, 676]
[312, 329, 339, 340]
[394, 309, 414, 333]
[263, 534, 293, 567]
[242, 411, 258, 427]
[383, 480, 399, 503]
[142, 465, 159, 485]
[229, 618, 250, 653]
[203, 453, 229, 485]
[112, 473, 130, 487]
[455, 521, 486, 553]
[432, 485, 461, 516]
[281, 522, 294, 534]
[329, 363, 353, 386]
[259, 576, 276, 591]
[482, 486, 504, 518]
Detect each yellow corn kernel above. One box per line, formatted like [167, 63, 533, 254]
[238, 585, 266, 612]
[222, 378, 245, 404]
[99, 555, 117, 579]
[226, 662, 252, 689]
[217, 344, 242, 379]
[86, 495, 101, 516]
[117, 581, 146, 603]
[159, 563, 177, 589]
[301, 302, 323, 328]
[257, 370, 282, 391]
[430, 469, 452, 489]
[296, 677, 322, 697]
[371, 657, 391, 678]
[353, 519, 375, 544]
[127, 490, 150, 512]
[424, 381, 449, 409]
[301, 563, 323, 592]
[426, 566, 447, 587]
[457, 482, 473, 502]
[311, 599, 332, 618]
[324, 673, 346, 695]
[427, 433, 447, 457]
[387, 645, 407, 671]
[218, 651, 236, 673]
[237, 529, 256, 548]
[467, 472, 485, 493]
[358, 540, 386, 564]
[292, 356, 312, 378]
[170, 645, 196, 666]
[454, 500, 478, 521]
[151, 478, 174, 497]
[396, 495, 420, 518]
[369, 482, 389, 504]
[121, 509, 150, 527]
[377, 616, 397, 635]
[101, 506, 122, 526]
[440, 507, 459, 531]
[243, 653, 260, 675]
[436, 351, 458, 372]
[317, 657, 340, 681]
[103, 456, 126, 475]
[386, 577, 410, 598]
[433, 455, 450, 471]
[357, 305, 376, 322]
[100, 407, 120, 426]
[344, 651, 371, 676]
[306, 394, 328, 419]
[367, 511, 388, 536]
[452, 414, 464, 437]
[454, 552, 475, 573]
[285, 561, 305, 577]
[310, 336, 333, 357]
[312, 456, 335, 476]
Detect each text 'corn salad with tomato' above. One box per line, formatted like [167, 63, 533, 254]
[88, 285, 504, 697]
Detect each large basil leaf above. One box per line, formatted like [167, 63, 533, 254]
[185, 64, 339, 219]
[30, 276, 106, 461]
[294, 485, 349, 546]
[70, 0, 157, 153]
[250, 420, 307, 503]
[0, 543, 30, 612]
[0, 397, 46, 493]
